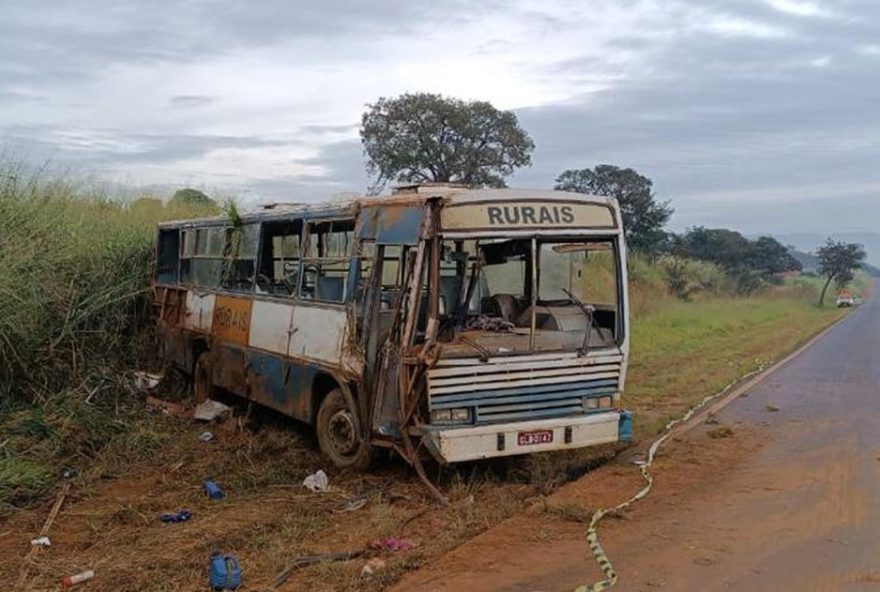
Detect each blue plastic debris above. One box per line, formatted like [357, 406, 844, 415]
[209, 552, 242, 590]
[204, 479, 225, 500]
[160, 509, 193, 523]
[618, 410, 634, 442]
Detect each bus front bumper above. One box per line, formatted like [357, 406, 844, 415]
[420, 411, 629, 463]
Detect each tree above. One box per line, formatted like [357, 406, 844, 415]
[360, 93, 534, 191]
[816, 239, 866, 306]
[554, 165, 673, 253]
[129, 196, 164, 217]
[169, 188, 215, 207]
[748, 236, 802, 277]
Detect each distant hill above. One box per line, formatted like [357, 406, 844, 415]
[787, 247, 819, 272]
[772, 232, 880, 267]
[784, 238, 880, 277]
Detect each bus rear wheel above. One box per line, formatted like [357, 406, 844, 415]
[316, 389, 372, 470]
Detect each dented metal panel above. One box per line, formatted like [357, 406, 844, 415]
[246, 350, 315, 421]
[248, 300, 294, 355]
[183, 291, 215, 332]
[289, 305, 347, 365]
[423, 412, 621, 462]
[355, 205, 425, 244]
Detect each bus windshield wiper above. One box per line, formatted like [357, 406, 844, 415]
[562, 288, 596, 356]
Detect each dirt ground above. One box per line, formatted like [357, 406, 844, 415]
[1, 399, 594, 592]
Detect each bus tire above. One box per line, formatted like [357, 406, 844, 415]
[316, 388, 372, 470]
[193, 351, 214, 404]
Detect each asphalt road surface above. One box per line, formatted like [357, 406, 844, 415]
[395, 285, 879, 592]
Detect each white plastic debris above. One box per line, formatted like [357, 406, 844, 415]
[133, 371, 162, 391]
[303, 469, 330, 492]
[30, 536, 51, 547]
[198, 431, 214, 442]
[361, 557, 386, 577]
[194, 399, 232, 421]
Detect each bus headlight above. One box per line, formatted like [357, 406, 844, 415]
[431, 408, 472, 424]
[583, 396, 614, 411]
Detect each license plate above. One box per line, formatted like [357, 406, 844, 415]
[518, 429, 554, 446]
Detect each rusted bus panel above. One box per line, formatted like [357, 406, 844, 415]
[245, 350, 317, 421]
[214, 343, 249, 397]
[151, 285, 186, 327]
[184, 291, 215, 332]
[355, 204, 424, 245]
[158, 325, 189, 370]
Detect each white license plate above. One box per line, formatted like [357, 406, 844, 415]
[518, 429, 554, 446]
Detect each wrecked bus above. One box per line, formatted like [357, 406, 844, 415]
[151, 185, 632, 469]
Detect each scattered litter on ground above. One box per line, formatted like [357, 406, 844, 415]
[194, 399, 232, 421]
[370, 536, 416, 552]
[17, 480, 73, 587]
[268, 549, 364, 590]
[303, 469, 330, 492]
[133, 371, 162, 391]
[160, 509, 193, 523]
[707, 426, 735, 439]
[61, 467, 78, 480]
[199, 431, 214, 442]
[30, 536, 51, 547]
[61, 569, 95, 587]
[765, 404, 780, 412]
[337, 495, 368, 512]
[146, 396, 186, 416]
[204, 479, 225, 500]
[209, 553, 242, 590]
[361, 557, 386, 577]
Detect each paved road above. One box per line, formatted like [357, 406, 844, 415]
[604, 284, 880, 591]
[395, 285, 880, 591]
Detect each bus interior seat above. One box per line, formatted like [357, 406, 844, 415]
[316, 276, 345, 301]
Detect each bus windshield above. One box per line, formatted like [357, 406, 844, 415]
[436, 238, 620, 349]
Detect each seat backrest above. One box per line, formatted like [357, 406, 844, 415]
[316, 276, 345, 301]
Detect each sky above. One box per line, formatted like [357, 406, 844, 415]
[2, 0, 879, 247]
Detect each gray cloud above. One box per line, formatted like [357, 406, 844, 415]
[1, 0, 879, 262]
[168, 95, 216, 108]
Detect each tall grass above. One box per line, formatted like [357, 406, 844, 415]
[0, 161, 214, 403]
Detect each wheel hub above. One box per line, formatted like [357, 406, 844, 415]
[327, 409, 358, 456]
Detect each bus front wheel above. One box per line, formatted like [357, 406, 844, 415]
[316, 389, 372, 470]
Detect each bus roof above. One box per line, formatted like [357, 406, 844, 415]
[156, 185, 618, 229]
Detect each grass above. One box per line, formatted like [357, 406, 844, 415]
[627, 285, 849, 438]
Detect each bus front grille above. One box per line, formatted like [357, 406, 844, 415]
[427, 351, 622, 424]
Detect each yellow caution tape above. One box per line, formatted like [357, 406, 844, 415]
[575, 364, 768, 592]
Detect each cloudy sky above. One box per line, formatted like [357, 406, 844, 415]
[2, 0, 879, 241]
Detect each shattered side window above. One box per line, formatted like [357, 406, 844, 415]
[156, 229, 180, 284]
[256, 219, 303, 297]
[221, 223, 259, 293]
[300, 220, 355, 303]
